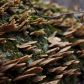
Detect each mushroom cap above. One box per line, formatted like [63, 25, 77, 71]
[16, 13, 28, 24]
[72, 39, 84, 46]
[17, 67, 27, 73]
[30, 29, 45, 36]
[63, 28, 76, 36]
[0, 63, 16, 72]
[8, 38, 15, 41]
[0, 59, 9, 66]
[42, 80, 60, 84]
[10, 63, 26, 71]
[0, 77, 11, 83]
[0, 73, 5, 76]
[32, 75, 46, 82]
[3, 59, 19, 66]
[17, 44, 31, 49]
[63, 60, 76, 66]
[54, 66, 68, 74]
[71, 72, 81, 77]
[17, 41, 37, 49]
[0, 38, 6, 43]
[39, 57, 62, 66]
[46, 47, 59, 54]
[49, 51, 74, 58]
[0, 32, 5, 36]
[58, 46, 71, 53]
[27, 58, 45, 68]
[48, 37, 61, 44]
[54, 74, 63, 79]
[23, 67, 43, 74]
[49, 42, 62, 48]
[13, 73, 36, 81]
[19, 55, 32, 63]
[0, 20, 16, 32]
[47, 67, 61, 74]
[58, 42, 72, 48]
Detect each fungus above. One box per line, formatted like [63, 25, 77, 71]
[72, 39, 84, 46]
[42, 80, 60, 84]
[0, 38, 6, 43]
[17, 67, 27, 73]
[9, 14, 18, 21]
[47, 62, 56, 66]
[39, 57, 62, 66]
[0, 0, 82, 84]
[49, 51, 74, 58]
[10, 63, 26, 71]
[17, 44, 31, 49]
[19, 25, 30, 32]
[0, 0, 14, 15]
[13, 73, 36, 81]
[23, 46, 37, 51]
[62, 68, 80, 77]
[8, 38, 15, 41]
[46, 18, 63, 25]
[27, 58, 45, 68]
[79, 54, 84, 58]
[0, 64, 16, 72]
[0, 59, 9, 66]
[58, 42, 72, 48]
[20, 7, 29, 14]
[3, 59, 19, 66]
[17, 41, 41, 53]
[40, 54, 48, 58]
[30, 29, 45, 36]
[49, 42, 63, 48]
[23, 67, 43, 74]
[74, 24, 84, 36]
[16, 13, 28, 24]
[47, 66, 62, 74]
[48, 36, 61, 44]
[63, 27, 76, 36]
[63, 60, 76, 66]
[0, 73, 5, 76]
[32, 75, 46, 82]
[19, 55, 32, 63]
[0, 19, 16, 32]
[46, 47, 59, 54]
[30, 18, 46, 25]
[54, 74, 63, 80]
[0, 77, 11, 83]
[0, 32, 5, 36]
[71, 72, 81, 77]
[58, 46, 71, 53]
[58, 18, 76, 27]
[45, 10, 53, 16]
[54, 66, 68, 75]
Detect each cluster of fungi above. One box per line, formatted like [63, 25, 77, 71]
[0, 0, 84, 84]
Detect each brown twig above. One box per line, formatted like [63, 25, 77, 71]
[28, 0, 84, 25]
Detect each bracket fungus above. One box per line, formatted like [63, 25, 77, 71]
[32, 75, 46, 82]
[0, 0, 83, 84]
[30, 29, 45, 36]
